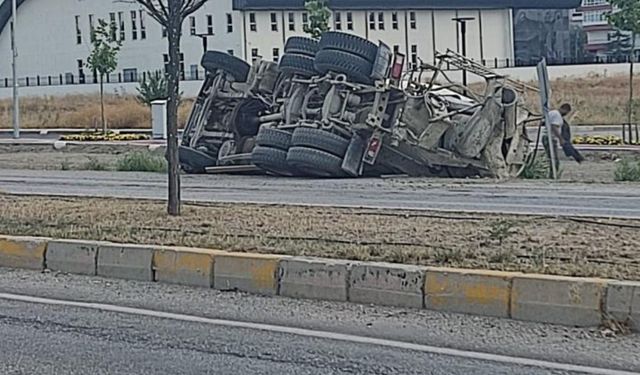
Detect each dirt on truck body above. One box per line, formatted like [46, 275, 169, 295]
[179, 31, 536, 178]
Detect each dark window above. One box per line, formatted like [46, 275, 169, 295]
[334, 12, 342, 30]
[410, 12, 416, 29]
[288, 12, 295, 31]
[77, 59, 85, 83]
[227, 13, 233, 33]
[139, 11, 146, 39]
[88, 14, 95, 41]
[411, 44, 418, 68]
[273, 48, 280, 62]
[369, 12, 376, 30]
[378, 12, 385, 30]
[75, 16, 82, 44]
[189, 16, 196, 35]
[249, 13, 257, 32]
[207, 15, 214, 35]
[227, 49, 234, 56]
[131, 11, 138, 40]
[118, 12, 125, 40]
[123, 68, 138, 83]
[302, 13, 309, 29]
[392, 12, 399, 30]
[270, 12, 278, 31]
[251, 48, 259, 61]
[347, 12, 353, 30]
[109, 13, 117, 39]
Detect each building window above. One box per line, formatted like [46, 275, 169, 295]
[369, 12, 376, 30]
[227, 13, 233, 33]
[302, 12, 309, 29]
[207, 15, 214, 35]
[118, 12, 125, 41]
[249, 13, 257, 32]
[189, 16, 196, 35]
[410, 12, 416, 29]
[227, 49, 235, 56]
[378, 12, 385, 30]
[583, 10, 607, 24]
[77, 59, 85, 84]
[190, 64, 198, 80]
[251, 48, 259, 61]
[347, 12, 353, 30]
[88, 14, 95, 41]
[288, 12, 295, 31]
[392, 12, 399, 30]
[109, 13, 117, 39]
[393, 45, 400, 54]
[270, 12, 278, 31]
[75, 16, 82, 44]
[162, 27, 167, 38]
[582, 0, 608, 5]
[131, 11, 138, 40]
[273, 48, 280, 62]
[139, 11, 146, 39]
[123, 68, 138, 83]
[163, 53, 185, 78]
[334, 12, 342, 30]
[411, 44, 418, 69]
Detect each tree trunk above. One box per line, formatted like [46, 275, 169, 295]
[166, 0, 182, 216]
[100, 74, 106, 134]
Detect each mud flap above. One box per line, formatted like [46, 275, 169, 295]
[342, 135, 368, 177]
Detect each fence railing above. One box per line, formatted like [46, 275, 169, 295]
[1, 56, 638, 89]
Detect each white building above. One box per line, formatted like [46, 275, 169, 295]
[0, 0, 243, 84]
[0, 0, 580, 90]
[233, 0, 581, 69]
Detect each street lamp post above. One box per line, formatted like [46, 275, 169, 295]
[11, 0, 20, 139]
[194, 33, 210, 53]
[452, 17, 474, 86]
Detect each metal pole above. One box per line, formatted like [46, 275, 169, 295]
[461, 20, 467, 86]
[537, 58, 558, 180]
[11, 0, 20, 139]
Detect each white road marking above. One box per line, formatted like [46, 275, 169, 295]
[0, 292, 637, 375]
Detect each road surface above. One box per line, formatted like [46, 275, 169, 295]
[0, 267, 638, 375]
[1, 169, 640, 219]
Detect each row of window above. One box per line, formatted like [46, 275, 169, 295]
[74, 12, 234, 45]
[248, 11, 418, 33]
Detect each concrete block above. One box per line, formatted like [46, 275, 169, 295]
[97, 243, 155, 281]
[425, 268, 516, 318]
[349, 262, 425, 308]
[0, 235, 48, 270]
[605, 281, 640, 330]
[154, 247, 222, 288]
[46, 239, 102, 275]
[279, 257, 350, 301]
[511, 274, 606, 327]
[214, 253, 283, 295]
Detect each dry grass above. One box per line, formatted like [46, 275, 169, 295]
[0, 94, 193, 129]
[1, 194, 639, 280]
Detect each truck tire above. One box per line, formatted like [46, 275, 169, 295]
[255, 127, 292, 150]
[287, 146, 344, 177]
[284, 37, 320, 57]
[319, 32, 378, 63]
[314, 49, 373, 85]
[279, 53, 317, 77]
[201, 51, 250, 82]
[252, 146, 294, 176]
[291, 127, 350, 157]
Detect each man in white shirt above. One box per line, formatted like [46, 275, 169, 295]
[543, 103, 572, 178]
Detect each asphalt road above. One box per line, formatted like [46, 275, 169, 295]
[0, 268, 638, 375]
[1, 169, 640, 219]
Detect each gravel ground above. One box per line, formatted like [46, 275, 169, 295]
[1, 194, 639, 280]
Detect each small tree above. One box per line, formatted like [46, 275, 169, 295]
[303, 0, 331, 39]
[86, 19, 122, 134]
[136, 0, 207, 216]
[137, 71, 169, 106]
[608, 0, 640, 139]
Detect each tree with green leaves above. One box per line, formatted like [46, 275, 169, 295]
[608, 0, 640, 139]
[135, 0, 207, 216]
[303, 0, 331, 39]
[86, 19, 122, 134]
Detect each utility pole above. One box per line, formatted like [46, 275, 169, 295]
[453, 17, 474, 86]
[11, 0, 20, 139]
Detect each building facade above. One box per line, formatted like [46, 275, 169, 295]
[0, 0, 580, 87]
[573, 0, 614, 57]
[0, 0, 243, 83]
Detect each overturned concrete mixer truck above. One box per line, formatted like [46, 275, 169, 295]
[179, 31, 537, 178]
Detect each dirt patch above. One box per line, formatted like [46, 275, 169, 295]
[1, 194, 638, 280]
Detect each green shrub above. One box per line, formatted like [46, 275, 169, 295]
[116, 151, 167, 173]
[614, 159, 640, 182]
[83, 156, 110, 171]
[520, 155, 548, 179]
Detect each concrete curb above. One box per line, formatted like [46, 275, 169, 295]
[0, 234, 638, 331]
